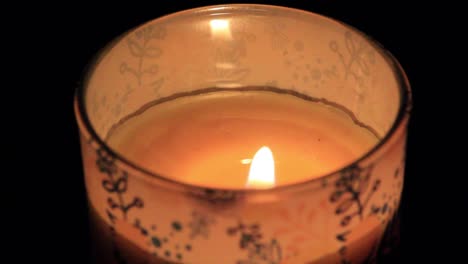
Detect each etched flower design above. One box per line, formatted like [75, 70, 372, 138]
[120, 23, 166, 97]
[329, 164, 381, 264]
[135, 24, 167, 42]
[330, 165, 379, 226]
[330, 31, 376, 96]
[96, 148, 116, 174]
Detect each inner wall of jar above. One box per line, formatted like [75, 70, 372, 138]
[85, 6, 400, 146]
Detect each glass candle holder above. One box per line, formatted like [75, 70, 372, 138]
[75, 4, 411, 264]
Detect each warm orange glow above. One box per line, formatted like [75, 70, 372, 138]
[246, 146, 275, 189]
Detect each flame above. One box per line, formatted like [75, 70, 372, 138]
[210, 19, 232, 39]
[246, 146, 275, 189]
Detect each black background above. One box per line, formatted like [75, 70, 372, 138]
[5, 1, 462, 263]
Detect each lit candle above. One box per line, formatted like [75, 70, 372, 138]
[93, 89, 382, 263]
[76, 4, 411, 264]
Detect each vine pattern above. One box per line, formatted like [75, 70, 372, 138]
[97, 148, 144, 221]
[96, 147, 144, 264]
[120, 24, 166, 99]
[329, 31, 375, 95]
[329, 164, 380, 263]
[375, 159, 405, 263]
[97, 145, 220, 262]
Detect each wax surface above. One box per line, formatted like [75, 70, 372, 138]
[107, 90, 378, 188]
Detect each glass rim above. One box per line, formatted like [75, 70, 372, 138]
[74, 4, 412, 194]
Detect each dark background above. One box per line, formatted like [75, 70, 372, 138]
[5, 1, 461, 263]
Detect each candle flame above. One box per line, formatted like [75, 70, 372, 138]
[246, 146, 275, 189]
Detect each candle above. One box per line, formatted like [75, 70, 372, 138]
[75, 4, 411, 264]
[86, 87, 384, 263]
[107, 90, 378, 189]
[82, 89, 388, 263]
